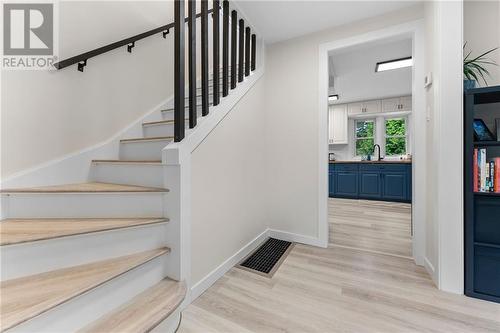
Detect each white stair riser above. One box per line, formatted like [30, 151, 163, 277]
[143, 122, 198, 138]
[143, 123, 175, 138]
[8, 254, 168, 333]
[161, 110, 203, 121]
[161, 111, 175, 121]
[1, 223, 169, 281]
[2, 193, 165, 218]
[184, 95, 214, 104]
[119, 140, 171, 160]
[92, 163, 164, 188]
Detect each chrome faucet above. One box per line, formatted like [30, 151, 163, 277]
[373, 144, 381, 161]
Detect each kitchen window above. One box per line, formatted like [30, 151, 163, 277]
[384, 117, 407, 156]
[355, 119, 375, 156]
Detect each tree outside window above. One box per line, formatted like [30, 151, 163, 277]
[385, 118, 407, 155]
[355, 120, 375, 156]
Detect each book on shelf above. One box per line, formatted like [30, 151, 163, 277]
[496, 157, 500, 193]
[473, 149, 478, 192]
[473, 148, 500, 193]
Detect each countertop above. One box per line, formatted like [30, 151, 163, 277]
[329, 160, 412, 164]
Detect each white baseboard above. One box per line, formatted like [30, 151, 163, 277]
[269, 229, 325, 247]
[188, 228, 269, 302]
[424, 256, 438, 286]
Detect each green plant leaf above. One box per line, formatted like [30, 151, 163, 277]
[463, 45, 498, 84]
[468, 47, 498, 62]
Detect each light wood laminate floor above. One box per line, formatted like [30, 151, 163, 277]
[329, 198, 412, 258]
[178, 199, 500, 333]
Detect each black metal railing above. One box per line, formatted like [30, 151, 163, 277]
[53, 8, 214, 71]
[174, 0, 257, 141]
[54, 0, 257, 143]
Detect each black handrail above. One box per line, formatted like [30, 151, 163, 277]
[53, 8, 214, 71]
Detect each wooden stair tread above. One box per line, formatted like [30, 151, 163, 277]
[120, 136, 173, 143]
[80, 278, 186, 333]
[0, 182, 168, 194]
[0, 218, 169, 246]
[92, 160, 162, 165]
[0, 248, 170, 332]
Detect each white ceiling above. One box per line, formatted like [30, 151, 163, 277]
[235, 1, 420, 44]
[329, 38, 412, 103]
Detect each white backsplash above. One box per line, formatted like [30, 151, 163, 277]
[329, 144, 352, 161]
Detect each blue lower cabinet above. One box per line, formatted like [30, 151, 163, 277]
[359, 173, 381, 198]
[474, 245, 500, 297]
[381, 172, 407, 201]
[334, 172, 358, 197]
[328, 171, 335, 197]
[329, 163, 411, 202]
[474, 197, 500, 245]
[407, 166, 412, 201]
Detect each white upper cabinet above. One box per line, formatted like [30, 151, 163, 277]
[347, 100, 381, 115]
[347, 102, 363, 115]
[382, 96, 412, 112]
[381, 98, 400, 113]
[363, 100, 381, 114]
[329, 104, 348, 144]
[399, 96, 412, 111]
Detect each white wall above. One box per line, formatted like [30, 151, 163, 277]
[264, 5, 424, 239]
[1, 1, 175, 179]
[190, 78, 267, 285]
[330, 38, 412, 103]
[463, 0, 500, 87]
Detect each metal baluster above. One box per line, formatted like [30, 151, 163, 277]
[188, 0, 197, 128]
[213, 0, 220, 106]
[174, 0, 185, 142]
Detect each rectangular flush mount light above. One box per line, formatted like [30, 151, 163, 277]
[375, 57, 413, 72]
[328, 94, 339, 102]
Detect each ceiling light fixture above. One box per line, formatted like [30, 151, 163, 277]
[375, 57, 413, 72]
[328, 94, 339, 102]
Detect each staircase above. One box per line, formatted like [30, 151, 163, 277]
[0, 0, 258, 331]
[0, 180, 182, 331]
[0, 89, 224, 332]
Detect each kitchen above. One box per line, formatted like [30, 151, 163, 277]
[327, 38, 414, 258]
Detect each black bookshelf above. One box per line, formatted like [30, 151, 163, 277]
[474, 141, 500, 147]
[464, 85, 500, 304]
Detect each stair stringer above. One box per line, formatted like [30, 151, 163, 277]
[161, 68, 264, 309]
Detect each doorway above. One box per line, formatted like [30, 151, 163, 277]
[318, 21, 426, 265]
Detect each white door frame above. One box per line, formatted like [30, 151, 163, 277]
[317, 20, 427, 266]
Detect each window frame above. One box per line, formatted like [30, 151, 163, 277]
[383, 116, 408, 156]
[354, 118, 376, 157]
